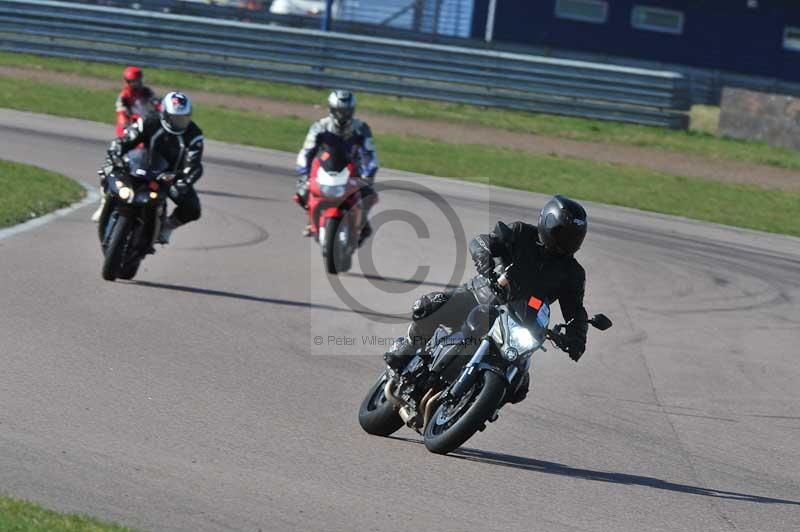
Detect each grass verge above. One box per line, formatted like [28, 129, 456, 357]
[1, 76, 798, 236]
[2, 51, 799, 170]
[0, 158, 85, 229]
[0, 495, 135, 531]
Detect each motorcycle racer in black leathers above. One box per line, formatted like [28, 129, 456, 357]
[106, 91, 204, 243]
[385, 195, 590, 404]
[295, 89, 379, 241]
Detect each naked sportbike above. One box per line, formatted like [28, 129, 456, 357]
[358, 267, 612, 455]
[97, 147, 174, 281]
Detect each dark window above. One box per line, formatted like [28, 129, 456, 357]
[784, 27, 800, 52]
[554, 0, 609, 24]
[631, 6, 684, 35]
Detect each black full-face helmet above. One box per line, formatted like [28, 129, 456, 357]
[537, 195, 588, 256]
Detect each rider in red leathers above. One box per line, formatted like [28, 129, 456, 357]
[93, 67, 161, 221]
[115, 66, 160, 137]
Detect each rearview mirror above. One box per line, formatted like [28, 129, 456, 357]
[589, 314, 612, 331]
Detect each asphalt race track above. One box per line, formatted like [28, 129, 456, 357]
[1, 109, 799, 532]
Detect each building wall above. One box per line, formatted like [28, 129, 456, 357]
[471, 0, 800, 82]
[337, 0, 473, 37]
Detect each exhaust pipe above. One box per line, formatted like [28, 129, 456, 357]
[383, 378, 401, 407]
[385, 380, 415, 424]
[422, 391, 443, 430]
[418, 388, 436, 412]
[398, 407, 415, 424]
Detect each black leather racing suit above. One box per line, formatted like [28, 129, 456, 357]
[110, 112, 204, 225]
[407, 221, 589, 359]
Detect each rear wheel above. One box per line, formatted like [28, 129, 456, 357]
[102, 213, 131, 281]
[358, 371, 404, 437]
[423, 371, 506, 455]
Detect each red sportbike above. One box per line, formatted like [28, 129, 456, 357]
[297, 143, 377, 274]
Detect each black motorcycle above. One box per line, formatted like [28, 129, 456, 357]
[97, 147, 174, 281]
[358, 267, 612, 455]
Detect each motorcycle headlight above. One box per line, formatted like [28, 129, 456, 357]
[320, 184, 347, 198]
[118, 186, 132, 201]
[503, 347, 519, 361]
[507, 316, 536, 352]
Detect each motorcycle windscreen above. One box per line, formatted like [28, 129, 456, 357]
[508, 297, 550, 333]
[316, 141, 351, 173]
[127, 147, 169, 181]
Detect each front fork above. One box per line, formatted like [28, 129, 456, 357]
[449, 339, 492, 399]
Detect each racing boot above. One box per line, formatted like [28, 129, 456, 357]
[157, 214, 182, 244]
[384, 336, 417, 371]
[357, 220, 372, 247]
[302, 224, 313, 237]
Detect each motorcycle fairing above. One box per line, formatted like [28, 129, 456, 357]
[315, 166, 351, 187]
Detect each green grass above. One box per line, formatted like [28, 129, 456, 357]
[1, 75, 798, 236]
[0, 495, 136, 531]
[689, 104, 720, 135]
[2, 51, 799, 170]
[0, 158, 85, 228]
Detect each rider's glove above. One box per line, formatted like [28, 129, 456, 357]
[295, 177, 309, 210]
[108, 139, 122, 157]
[107, 140, 123, 166]
[562, 335, 585, 362]
[172, 179, 190, 197]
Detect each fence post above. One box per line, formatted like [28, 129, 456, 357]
[412, 0, 423, 32]
[433, 0, 442, 36]
[321, 0, 334, 31]
[485, 0, 497, 43]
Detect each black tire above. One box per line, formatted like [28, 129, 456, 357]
[97, 196, 111, 243]
[358, 371, 404, 437]
[118, 258, 141, 280]
[102, 213, 131, 281]
[323, 217, 352, 274]
[423, 371, 506, 455]
[323, 217, 339, 274]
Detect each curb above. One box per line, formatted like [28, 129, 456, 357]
[0, 180, 98, 241]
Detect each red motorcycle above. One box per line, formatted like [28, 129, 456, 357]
[297, 142, 377, 274]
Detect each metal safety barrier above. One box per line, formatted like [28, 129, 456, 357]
[0, 0, 691, 128]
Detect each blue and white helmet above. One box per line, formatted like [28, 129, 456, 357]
[161, 91, 192, 134]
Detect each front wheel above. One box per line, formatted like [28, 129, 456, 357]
[102, 213, 131, 281]
[117, 257, 141, 280]
[322, 217, 352, 274]
[423, 371, 506, 455]
[358, 371, 404, 437]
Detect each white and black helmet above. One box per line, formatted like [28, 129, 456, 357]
[161, 91, 192, 134]
[328, 89, 356, 133]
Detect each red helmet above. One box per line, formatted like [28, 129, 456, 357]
[123, 66, 143, 81]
